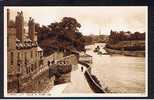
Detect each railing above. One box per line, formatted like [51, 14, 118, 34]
[57, 54, 75, 61]
[56, 54, 78, 65]
[84, 70, 105, 93]
[79, 54, 92, 64]
[78, 61, 90, 68]
[79, 53, 111, 93]
[84, 70, 110, 93]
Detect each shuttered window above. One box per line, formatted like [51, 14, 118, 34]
[10, 52, 13, 65]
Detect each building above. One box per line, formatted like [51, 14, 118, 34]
[7, 9, 54, 93]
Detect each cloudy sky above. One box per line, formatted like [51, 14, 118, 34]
[5, 6, 147, 35]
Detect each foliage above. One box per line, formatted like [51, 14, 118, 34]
[36, 17, 85, 56]
[109, 30, 145, 44]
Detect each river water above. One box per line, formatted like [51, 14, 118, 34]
[85, 43, 145, 93]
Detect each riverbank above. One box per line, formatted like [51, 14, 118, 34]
[86, 43, 145, 93]
[78, 56, 110, 93]
[104, 47, 145, 57]
[84, 68, 110, 93]
[48, 43, 145, 94]
[104, 40, 145, 57]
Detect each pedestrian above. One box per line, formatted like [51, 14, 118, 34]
[81, 66, 83, 72]
[51, 60, 55, 64]
[48, 60, 50, 66]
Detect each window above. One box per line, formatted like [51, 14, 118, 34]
[35, 62, 37, 69]
[26, 67, 28, 74]
[28, 67, 30, 73]
[17, 52, 20, 60]
[10, 52, 13, 65]
[35, 51, 37, 57]
[31, 64, 33, 71]
[25, 52, 27, 61]
[31, 51, 33, 58]
[21, 53, 23, 59]
[17, 63, 20, 72]
[38, 52, 39, 57]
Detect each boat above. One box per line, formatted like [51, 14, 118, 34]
[97, 51, 103, 55]
[93, 46, 100, 52]
[102, 52, 109, 55]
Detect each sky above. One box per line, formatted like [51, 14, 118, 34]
[5, 6, 147, 35]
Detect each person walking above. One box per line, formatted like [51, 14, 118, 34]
[51, 60, 55, 64]
[48, 60, 50, 66]
[81, 66, 83, 72]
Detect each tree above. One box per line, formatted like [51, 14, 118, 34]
[61, 17, 81, 32]
[48, 22, 61, 33]
[37, 17, 85, 55]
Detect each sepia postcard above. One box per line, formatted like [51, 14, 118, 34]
[4, 6, 148, 97]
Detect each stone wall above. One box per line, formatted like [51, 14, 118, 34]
[19, 67, 54, 93]
[54, 72, 71, 85]
[31, 69, 54, 93]
[54, 54, 78, 84]
[7, 74, 19, 93]
[57, 54, 78, 65]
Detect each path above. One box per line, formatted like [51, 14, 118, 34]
[47, 64, 93, 94]
[62, 64, 93, 93]
[48, 83, 69, 95]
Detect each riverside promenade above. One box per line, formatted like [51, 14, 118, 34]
[48, 64, 93, 94]
[63, 64, 92, 93]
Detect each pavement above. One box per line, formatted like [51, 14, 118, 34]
[62, 64, 93, 93]
[48, 64, 93, 94]
[48, 83, 69, 95]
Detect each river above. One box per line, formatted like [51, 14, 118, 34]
[85, 43, 145, 93]
[51, 43, 145, 94]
